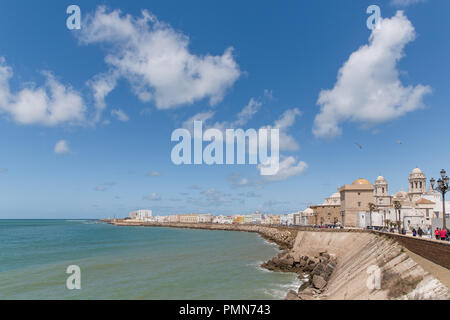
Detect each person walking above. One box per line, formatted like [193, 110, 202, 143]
[435, 228, 440, 240]
[412, 228, 417, 237]
[418, 227, 423, 237]
[440, 228, 447, 241]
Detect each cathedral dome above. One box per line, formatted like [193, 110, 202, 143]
[330, 192, 340, 198]
[394, 190, 408, 199]
[352, 178, 372, 185]
[322, 192, 341, 205]
[409, 167, 425, 179]
[375, 176, 387, 184]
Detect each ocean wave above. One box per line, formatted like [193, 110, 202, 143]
[263, 239, 279, 247]
[246, 260, 273, 273]
[278, 277, 305, 290]
[262, 288, 288, 300]
[262, 276, 308, 299]
[246, 260, 263, 268]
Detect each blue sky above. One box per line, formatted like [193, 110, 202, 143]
[0, 0, 448, 218]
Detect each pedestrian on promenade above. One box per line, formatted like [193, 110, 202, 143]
[418, 227, 423, 237]
[435, 228, 440, 240]
[412, 228, 417, 237]
[440, 228, 447, 241]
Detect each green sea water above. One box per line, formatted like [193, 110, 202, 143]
[0, 220, 302, 299]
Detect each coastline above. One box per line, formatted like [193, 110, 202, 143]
[105, 220, 298, 250]
[104, 220, 450, 300]
[103, 220, 341, 299]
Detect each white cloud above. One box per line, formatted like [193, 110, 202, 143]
[200, 188, 229, 203]
[258, 156, 307, 182]
[111, 108, 129, 122]
[239, 191, 260, 198]
[229, 174, 251, 188]
[313, 11, 431, 138]
[0, 58, 86, 126]
[0, 168, 7, 173]
[80, 6, 240, 112]
[391, 0, 426, 7]
[182, 111, 215, 132]
[87, 71, 119, 122]
[234, 98, 262, 126]
[228, 155, 307, 188]
[183, 97, 300, 152]
[182, 98, 261, 134]
[262, 108, 302, 151]
[263, 89, 273, 100]
[54, 140, 71, 154]
[144, 193, 161, 201]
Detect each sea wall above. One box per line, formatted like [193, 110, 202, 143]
[109, 221, 297, 249]
[289, 231, 449, 300]
[372, 231, 450, 269]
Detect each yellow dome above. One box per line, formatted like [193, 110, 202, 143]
[352, 178, 372, 185]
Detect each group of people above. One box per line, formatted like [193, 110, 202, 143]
[404, 227, 449, 241]
[411, 227, 424, 237]
[434, 227, 449, 241]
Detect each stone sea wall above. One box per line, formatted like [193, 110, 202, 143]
[109, 220, 297, 250]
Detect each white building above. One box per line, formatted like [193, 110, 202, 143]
[252, 212, 262, 224]
[154, 215, 168, 223]
[242, 215, 253, 224]
[168, 214, 180, 223]
[129, 209, 153, 221]
[212, 215, 233, 224]
[297, 208, 314, 226]
[198, 214, 213, 223]
[280, 213, 295, 226]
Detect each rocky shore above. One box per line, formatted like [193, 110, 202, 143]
[261, 250, 337, 300]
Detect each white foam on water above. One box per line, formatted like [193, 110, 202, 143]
[246, 260, 263, 268]
[263, 239, 279, 248]
[262, 288, 288, 300]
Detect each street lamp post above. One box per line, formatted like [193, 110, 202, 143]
[430, 169, 449, 231]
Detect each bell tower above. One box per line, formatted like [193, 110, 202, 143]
[408, 167, 426, 201]
[374, 176, 391, 207]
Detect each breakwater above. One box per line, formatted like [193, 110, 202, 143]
[108, 220, 298, 250]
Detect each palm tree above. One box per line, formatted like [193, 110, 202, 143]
[368, 202, 376, 228]
[393, 200, 402, 232]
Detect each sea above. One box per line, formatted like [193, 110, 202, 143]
[0, 220, 303, 299]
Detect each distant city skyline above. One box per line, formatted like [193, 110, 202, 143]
[0, 0, 449, 218]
